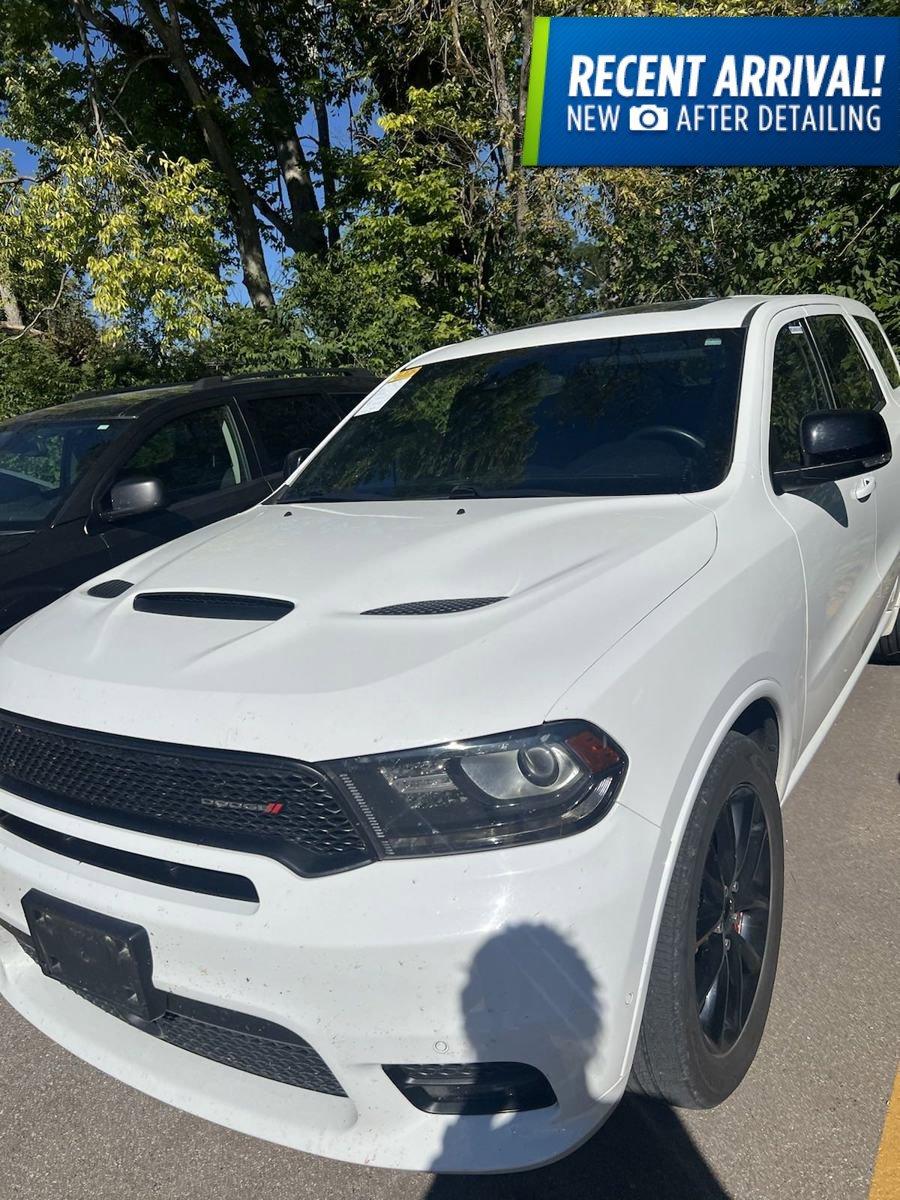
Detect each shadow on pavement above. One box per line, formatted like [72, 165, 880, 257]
[425, 1095, 731, 1200]
[423, 922, 731, 1200]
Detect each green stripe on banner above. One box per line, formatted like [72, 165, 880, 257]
[522, 16, 551, 166]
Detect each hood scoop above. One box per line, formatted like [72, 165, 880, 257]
[87, 579, 133, 599]
[133, 592, 294, 621]
[363, 597, 505, 616]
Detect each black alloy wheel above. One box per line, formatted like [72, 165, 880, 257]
[695, 784, 772, 1053]
[630, 731, 784, 1109]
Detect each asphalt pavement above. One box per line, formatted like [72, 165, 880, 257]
[1, 665, 897, 1200]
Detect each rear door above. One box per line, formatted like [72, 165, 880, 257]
[98, 401, 269, 567]
[765, 308, 882, 750]
[845, 309, 900, 588]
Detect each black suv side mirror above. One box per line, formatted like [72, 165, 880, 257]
[282, 447, 312, 481]
[106, 474, 166, 519]
[773, 409, 892, 493]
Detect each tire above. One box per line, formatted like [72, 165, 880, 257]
[630, 730, 784, 1109]
[872, 607, 900, 665]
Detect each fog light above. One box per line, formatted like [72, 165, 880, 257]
[383, 1062, 556, 1115]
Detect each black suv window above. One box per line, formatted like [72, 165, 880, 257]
[855, 316, 900, 388]
[248, 392, 358, 474]
[116, 406, 247, 503]
[0, 418, 127, 529]
[808, 314, 884, 411]
[769, 322, 830, 471]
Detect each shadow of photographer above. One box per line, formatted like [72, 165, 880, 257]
[424, 922, 730, 1200]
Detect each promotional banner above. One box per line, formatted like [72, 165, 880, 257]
[524, 16, 900, 166]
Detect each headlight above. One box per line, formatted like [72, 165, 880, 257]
[323, 722, 626, 857]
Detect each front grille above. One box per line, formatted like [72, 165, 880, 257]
[0, 920, 345, 1095]
[0, 811, 258, 902]
[0, 710, 373, 877]
[157, 1011, 344, 1093]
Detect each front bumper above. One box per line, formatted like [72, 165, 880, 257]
[0, 786, 663, 1172]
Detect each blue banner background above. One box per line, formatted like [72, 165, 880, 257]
[534, 17, 899, 166]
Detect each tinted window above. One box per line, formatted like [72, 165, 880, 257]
[808, 314, 884, 411]
[249, 392, 358, 473]
[855, 316, 900, 388]
[279, 329, 745, 501]
[116, 406, 246, 503]
[0, 418, 127, 529]
[769, 323, 830, 471]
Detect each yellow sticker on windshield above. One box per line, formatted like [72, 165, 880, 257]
[357, 366, 421, 415]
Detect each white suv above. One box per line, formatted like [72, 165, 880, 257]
[0, 295, 898, 1173]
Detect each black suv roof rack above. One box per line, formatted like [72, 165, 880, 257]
[73, 367, 373, 402]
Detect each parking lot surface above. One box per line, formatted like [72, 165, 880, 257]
[1, 666, 897, 1200]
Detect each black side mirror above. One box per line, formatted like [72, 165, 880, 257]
[282, 447, 312, 481]
[773, 409, 892, 493]
[105, 474, 166, 519]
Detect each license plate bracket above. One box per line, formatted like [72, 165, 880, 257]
[22, 890, 165, 1022]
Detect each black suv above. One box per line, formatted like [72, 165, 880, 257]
[0, 370, 377, 632]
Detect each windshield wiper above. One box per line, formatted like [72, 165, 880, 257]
[448, 483, 482, 499]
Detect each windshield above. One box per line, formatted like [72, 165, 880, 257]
[0, 418, 130, 530]
[279, 328, 745, 503]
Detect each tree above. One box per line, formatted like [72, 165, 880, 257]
[1, 135, 226, 344]
[0, 0, 356, 307]
[1, 0, 897, 391]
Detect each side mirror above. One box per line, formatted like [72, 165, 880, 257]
[105, 474, 166, 519]
[282, 447, 312, 481]
[773, 409, 892, 493]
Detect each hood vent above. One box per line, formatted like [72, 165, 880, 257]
[363, 597, 505, 616]
[133, 592, 294, 621]
[87, 579, 133, 599]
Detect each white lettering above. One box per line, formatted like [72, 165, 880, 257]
[615, 55, 638, 97]
[568, 55, 594, 98]
[713, 56, 739, 97]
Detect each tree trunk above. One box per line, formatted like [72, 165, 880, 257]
[0, 277, 24, 330]
[138, 0, 275, 308]
[314, 95, 340, 249]
[514, 0, 534, 232]
[229, 2, 326, 256]
[477, 0, 515, 182]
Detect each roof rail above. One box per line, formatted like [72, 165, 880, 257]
[519, 297, 721, 333]
[73, 367, 372, 401]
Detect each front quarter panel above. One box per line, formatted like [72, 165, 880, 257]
[546, 477, 805, 1091]
[548, 489, 804, 836]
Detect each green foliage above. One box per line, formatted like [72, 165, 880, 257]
[0, 0, 897, 403]
[0, 334, 80, 420]
[184, 306, 317, 375]
[0, 135, 227, 346]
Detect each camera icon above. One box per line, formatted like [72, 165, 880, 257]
[629, 104, 669, 133]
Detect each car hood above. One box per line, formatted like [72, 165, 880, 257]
[0, 497, 716, 761]
[0, 530, 37, 559]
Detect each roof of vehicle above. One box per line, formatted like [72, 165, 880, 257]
[410, 294, 865, 367]
[1, 369, 380, 427]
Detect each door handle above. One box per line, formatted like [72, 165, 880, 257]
[853, 476, 876, 502]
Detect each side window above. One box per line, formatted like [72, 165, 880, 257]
[855, 316, 900, 389]
[248, 392, 356, 474]
[769, 322, 830, 471]
[116, 406, 247, 503]
[808, 314, 884, 411]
